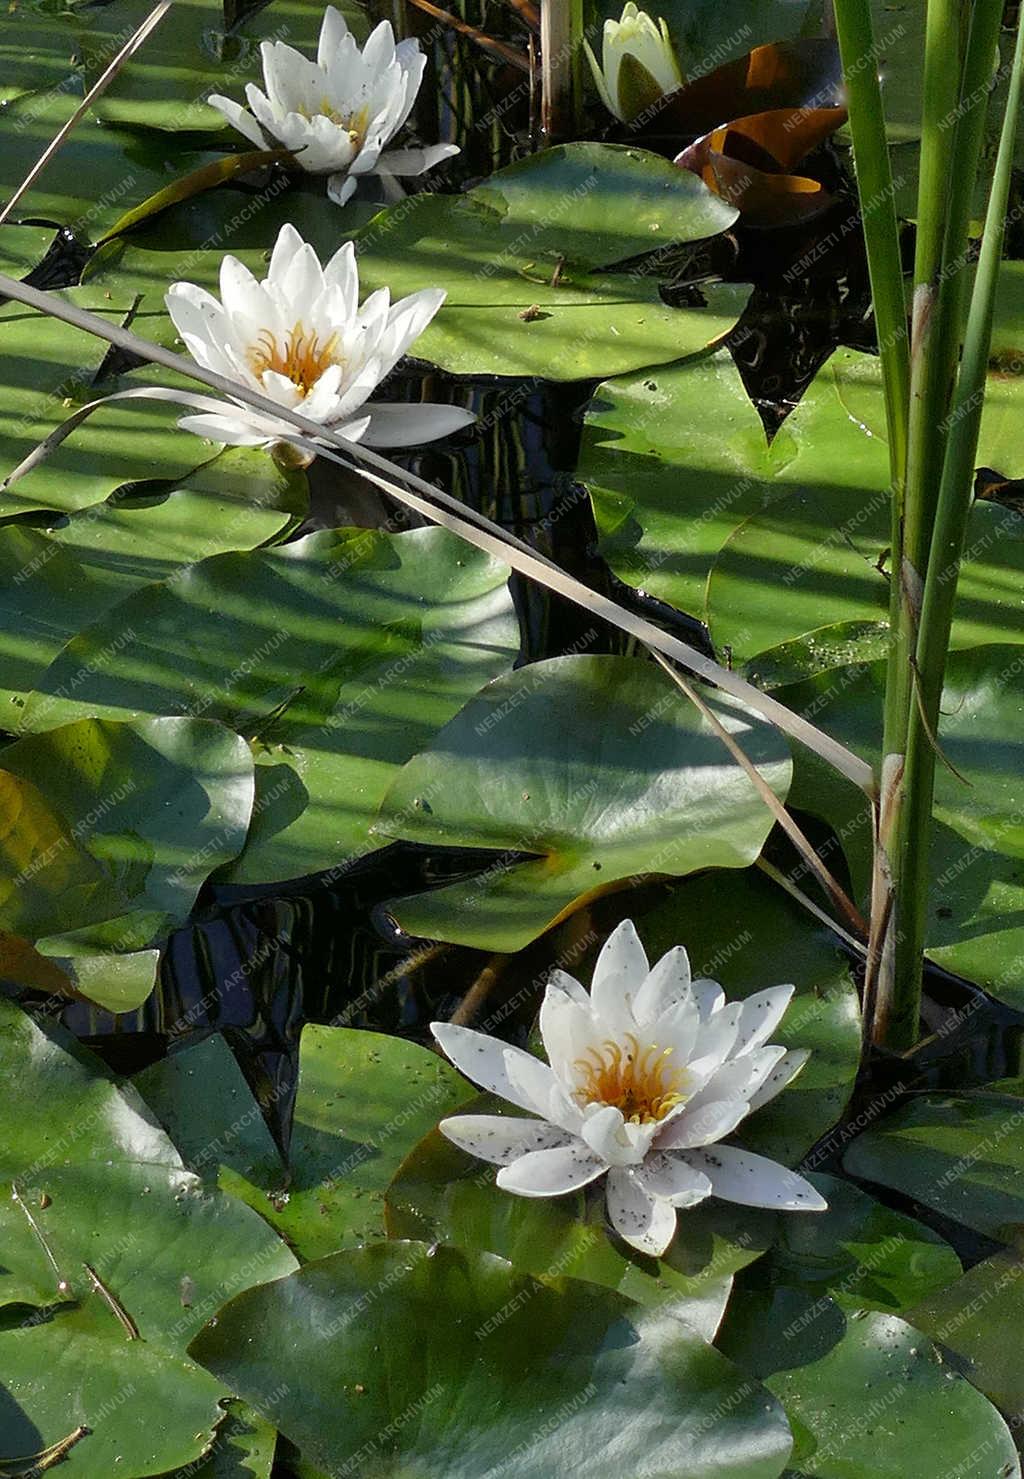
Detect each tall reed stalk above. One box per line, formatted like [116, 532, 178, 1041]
[835, 0, 1023, 1047]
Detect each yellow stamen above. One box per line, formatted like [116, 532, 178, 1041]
[574, 1033, 690, 1124]
[248, 323, 342, 395]
[295, 99, 371, 147]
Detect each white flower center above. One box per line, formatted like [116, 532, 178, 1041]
[296, 98, 371, 147]
[574, 1033, 691, 1124]
[248, 322, 342, 395]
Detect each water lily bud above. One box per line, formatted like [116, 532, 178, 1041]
[584, 3, 684, 124]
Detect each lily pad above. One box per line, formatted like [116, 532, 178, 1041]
[353, 150, 749, 379]
[0, 90, 221, 236]
[0, 291, 202, 520]
[0, 715, 254, 956]
[373, 653, 792, 952]
[22, 527, 517, 882]
[625, 868, 862, 1165]
[468, 141, 738, 269]
[844, 1089, 1024, 1241]
[250, 1026, 475, 1260]
[776, 646, 1024, 1004]
[134, 1033, 286, 1202]
[583, 345, 1024, 662]
[720, 1300, 1019, 1479]
[0, 449, 306, 730]
[0, 998, 297, 1477]
[907, 1249, 1024, 1426]
[386, 1112, 773, 1342]
[77, 0, 366, 133]
[580, 345, 883, 632]
[190, 1241, 794, 1479]
[729, 1172, 961, 1318]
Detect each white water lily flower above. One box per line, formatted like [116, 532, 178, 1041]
[432, 920, 826, 1258]
[208, 7, 458, 207]
[165, 222, 474, 451]
[584, 2, 683, 123]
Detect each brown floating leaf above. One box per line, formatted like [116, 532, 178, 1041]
[674, 105, 846, 226]
[694, 152, 834, 228]
[635, 37, 844, 141]
[0, 930, 77, 998]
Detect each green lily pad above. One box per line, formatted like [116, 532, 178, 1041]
[141, 1023, 478, 1261]
[0, 998, 297, 1477]
[374, 653, 792, 952]
[584, 345, 1024, 664]
[190, 1241, 794, 1479]
[77, 0, 366, 133]
[83, 186, 379, 350]
[158, 1402, 277, 1479]
[907, 1249, 1024, 1426]
[844, 1090, 1024, 1241]
[0, 716, 254, 958]
[626, 868, 862, 1165]
[730, 1173, 961, 1318]
[253, 1026, 475, 1260]
[580, 345, 888, 633]
[0, 223, 62, 277]
[0, 8, 79, 106]
[0, 291, 202, 520]
[353, 155, 749, 379]
[776, 646, 1024, 1004]
[386, 1112, 773, 1342]
[22, 527, 517, 882]
[135, 1033, 286, 1202]
[0, 449, 306, 731]
[469, 141, 738, 270]
[0, 90, 221, 236]
[720, 1299, 1019, 1479]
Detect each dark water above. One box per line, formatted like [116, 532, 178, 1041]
[14, 3, 1023, 1179]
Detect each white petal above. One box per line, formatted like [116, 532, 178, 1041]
[497, 1143, 605, 1197]
[539, 976, 596, 1084]
[438, 1114, 571, 1166]
[317, 4, 352, 67]
[684, 1046, 786, 1112]
[376, 142, 461, 176]
[605, 1168, 677, 1255]
[591, 920, 647, 1028]
[359, 402, 475, 447]
[687, 1001, 743, 1079]
[207, 93, 269, 149]
[266, 223, 306, 287]
[176, 412, 268, 446]
[361, 17, 397, 74]
[322, 239, 359, 315]
[636, 1152, 713, 1207]
[732, 985, 796, 1057]
[579, 1104, 646, 1167]
[654, 1099, 751, 1150]
[327, 172, 358, 208]
[691, 977, 725, 1020]
[745, 1049, 810, 1113]
[680, 1146, 828, 1211]
[430, 1021, 558, 1117]
[632, 945, 692, 1024]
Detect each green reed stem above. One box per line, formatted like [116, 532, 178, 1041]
[889, 5, 1024, 1047]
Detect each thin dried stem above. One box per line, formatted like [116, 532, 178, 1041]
[0, 0, 173, 229]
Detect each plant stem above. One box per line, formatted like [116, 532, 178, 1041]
[831, 0, 911, 1033]
[540, 0, 584, 140]
[890, 3, 1024, 1046]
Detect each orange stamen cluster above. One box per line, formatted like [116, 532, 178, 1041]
[574, 1033, 689, 1124]
[249, 323, 341, 395]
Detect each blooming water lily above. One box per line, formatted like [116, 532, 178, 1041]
[433, 919, 826, 1257]
[165, 222, 474, 451]
[584, 2, 684, 123]
[209, 6, 459, 207]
